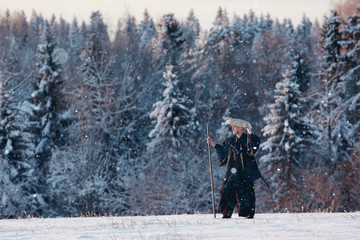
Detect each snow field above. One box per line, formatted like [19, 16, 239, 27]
[0, 212, 359, 239]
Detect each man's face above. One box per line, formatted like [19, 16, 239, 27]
[232, 126, 244, 136]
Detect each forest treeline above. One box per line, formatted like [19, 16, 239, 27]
[0, 4, 359, 218]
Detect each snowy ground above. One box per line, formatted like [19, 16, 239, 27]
[0, 212, 359, 239]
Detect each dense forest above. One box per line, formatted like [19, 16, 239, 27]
[0, 2, 359, 218]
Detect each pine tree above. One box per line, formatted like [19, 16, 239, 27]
[182, 9, 200, 49]
[68, 18, 84, 74]
[258, 14, 273, 33]
[153, 13, 184, 68]
[1, 19, 65, 217]
[335, 8, 360, 211]
[0, 10, 12, 57]
[176, 10, 200, 102]
[138, 9, 155, 51]
[116, 15, 139, 63]
[261, 62, 319, 212]
[112, 14, 140, 90]
[60, 11, 129, 215]
[341, 10, 360, 137]
[0, 12, 43, 217]
[145, 64, 199, 213]
[0, 11, 31, 94]
[18, 20, 66, 216]
[28, 11, 43, 52]
[243, 10, 259, 45]
[147, 64, 196, 162]
[149, 13, 185, 113]
[292, 15, 317, 92]
[0, 67, 40, 218]
[135, 10, 157, 113]
[312, 11, 351, 163]
[191, 7, 233, 122]
[252, 18, 285, 113]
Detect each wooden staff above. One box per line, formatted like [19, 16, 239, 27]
[206, 122, 216, 218]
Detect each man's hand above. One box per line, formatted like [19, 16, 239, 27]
[207, 137, 216, 147]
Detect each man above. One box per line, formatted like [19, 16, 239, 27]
[207, 118, 262, 219]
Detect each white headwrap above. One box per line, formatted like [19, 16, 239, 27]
[225, 118, 252, 134]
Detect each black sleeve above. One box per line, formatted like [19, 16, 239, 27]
[215, 140, 229, 167]
[247, 134, 261, 156]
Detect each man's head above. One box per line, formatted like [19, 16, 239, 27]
[225, 118, 252, 136]
[231, 125, 245, 136]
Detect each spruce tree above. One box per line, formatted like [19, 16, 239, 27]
[66, 11, 128, 215]
[313, 11, 351, 163]
[153, 13, 184, 68]
[147, 64, 196, 166]
[191, 7, 233, 122]
[0, 68, 39, 218]
[139, 9, 155, 50]
[243, 10, 259, 45]
[135, 10, 157, 115]
[341, 11, 360, 137]
[335, 9, 360, 211]
[292, 15, 317, 92]
[21, 20, 66, 216]
[146, 64, 199, 213]
[261, 61, 319, 212]
[182, 9, 200, 49]
[150, 13, 185, 114]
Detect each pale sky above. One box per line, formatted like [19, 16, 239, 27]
[1, 0, 333, 35]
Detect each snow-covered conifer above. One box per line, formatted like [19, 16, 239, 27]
[145, 64, 200, 213]
[153, 13, 184, 67]
[68, 18, 84, 73]
[0, 67, 40, 217]
[334, 8, 360, 211]
[148, 13, 185, 110]
[341, 11, 360, 136]
[28, 21, 64, 167]
[191, 7, 233, 121]
[138, 9, 156, 50]
[181, 9, 200, 49]
[242, 10, 259, 45]
[58, 11, 131, 216]
[8, 20, 67, 217]
[311, 11, 352, 162]
[261, 63, 319, 211]
[292, 15, 318, 92]
[258, 14, 273, 33]
[148, 64, 196, 154]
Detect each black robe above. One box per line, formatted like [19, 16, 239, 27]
[214, 133, 261, 218]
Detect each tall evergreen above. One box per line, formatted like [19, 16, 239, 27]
[182, 9, 200, 49]
[312, 11, 351, 164]
[147, 64, 196, 166]
[243, 10, 259, 45]
[146, 64, 199, 213]
[0, 57, 42, 217]
[191, 7, 233, 123]
[291, 15, 316, 92]
[68, 18, 84, 74]
[261, 59, 319, 211]
[69, 11, 128, 215]
[17, 20, 66, 216]
[138, 9, 155, 50]
[149, 13, 185, 113]
[136, 10, 157, 113]
[153, 13, 184, 68]
[252, 18, 286, 113]
[341, 10, 360, 136]
[335, 8, 360, 211]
